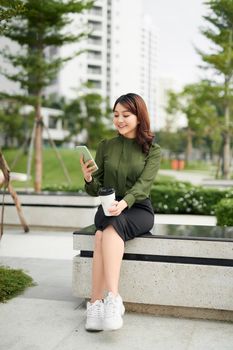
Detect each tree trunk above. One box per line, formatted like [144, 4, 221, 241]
[185, 127, 193, 164]
[222, 104, 231, 180]
[222, 132, 231, 179]
[34, 93, 43, 192]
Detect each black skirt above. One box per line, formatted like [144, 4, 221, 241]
[94, 198, 154, 242]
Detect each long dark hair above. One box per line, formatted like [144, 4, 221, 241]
[113, 93, 154, 154]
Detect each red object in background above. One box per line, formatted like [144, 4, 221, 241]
[171, 159, 185, 170]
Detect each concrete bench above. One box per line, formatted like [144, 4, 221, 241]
[2, 191, 100, 229]
[72, 224, 233, 322]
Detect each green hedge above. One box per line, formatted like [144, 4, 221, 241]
[42, 181, 233, 217]
[151, 183, 233, 215]
[215, 199, 233, 226]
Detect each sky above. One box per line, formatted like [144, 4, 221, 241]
[143, 0, 210, 90]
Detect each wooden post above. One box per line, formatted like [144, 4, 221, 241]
[7, 183, 30, 233]
[0, 152, 29, 238]
[34, 94, 43, 192]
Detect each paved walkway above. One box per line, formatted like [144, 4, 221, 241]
[159, 169, 233, 188]
[0, 221, 232, 350]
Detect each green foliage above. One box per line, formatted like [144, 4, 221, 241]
[0, 265, 35, 303]
[165, 81, 223, 161]
[0, 100, 34, 148]
[199, 0, 233, 79]
[215, 198, 233, 226]
[151, 182, 233, 215]
[165, 1, 233, 177]
[0, 0, 25, 34]
[197, 0, 233, 178]
[63, 90, 113, 149]
[156, 130, 187, 157]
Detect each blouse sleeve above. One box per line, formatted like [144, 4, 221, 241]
[123, 144, 161, 208]
[84, 139, 106, 196]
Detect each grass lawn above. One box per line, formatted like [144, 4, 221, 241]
[3, 148, 86, 189]
[0, 265, 35, 303]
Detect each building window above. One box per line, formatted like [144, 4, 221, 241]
[88, 35, 102, 46]
[88, 50, 102, 60]
[88, 65, 102, 75]
[88, 20, 102, 31]
[88, 80, 102, 89]
[48, 116, 57, 129]
[88, 6, 103, 16]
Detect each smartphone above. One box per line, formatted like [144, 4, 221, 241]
[76, 145, 98, 172]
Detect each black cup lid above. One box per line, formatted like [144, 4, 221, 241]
[99, 187, 115, 196]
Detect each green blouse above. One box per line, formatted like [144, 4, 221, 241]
[85, 135, 161, 208]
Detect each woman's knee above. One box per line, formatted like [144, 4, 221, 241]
[103, 225, 118, 237]
[94, 230, 103, 251]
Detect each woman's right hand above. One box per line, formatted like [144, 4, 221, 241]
[80, 155, 97, 183]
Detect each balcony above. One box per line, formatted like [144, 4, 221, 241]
[88, 6, 102, 17]
[87, 50, 102, 61]
[87, 65, 102, 75]
[88, 20, 102, 32]
[87, 35, 102, 47]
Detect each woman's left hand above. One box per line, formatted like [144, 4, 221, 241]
[108, 199, 128, 216]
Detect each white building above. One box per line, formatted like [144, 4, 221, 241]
[139, 16, 158, 131]
[54, 0, 159, 129]
[56, 1, 108, 99]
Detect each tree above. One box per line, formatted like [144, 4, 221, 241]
[0, 0, 93, 191]
[0, 0, 25, 34]
[197, 0, 233, 178]
[0, 99, 33, 148]
[64, 90, 112, 149]
[166, 80, 228, 165]
[156, 130, 187, 160]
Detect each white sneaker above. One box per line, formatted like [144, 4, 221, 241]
[85, 299, 104, 331]
[103, 292, 125, 331]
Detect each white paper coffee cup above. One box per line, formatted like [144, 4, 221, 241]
[99, 187, 115, 216]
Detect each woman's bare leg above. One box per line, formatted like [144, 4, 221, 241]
[101, 225, 124, 295]
[90, 230, 105, 302]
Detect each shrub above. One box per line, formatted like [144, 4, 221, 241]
[151, 184, 233, 215]
[215, 199, 233, 226]
[0, 266, 35, 303]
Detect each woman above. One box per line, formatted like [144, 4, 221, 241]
[80, 93, 161, 331]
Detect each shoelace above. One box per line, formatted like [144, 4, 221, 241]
[104, 297, 119, 317]
[86, 301, 103, 318]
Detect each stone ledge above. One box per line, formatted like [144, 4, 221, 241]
[73, 255, 233, 311]
[124, 302, 233, 323]
[74, 234, 233, 260]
